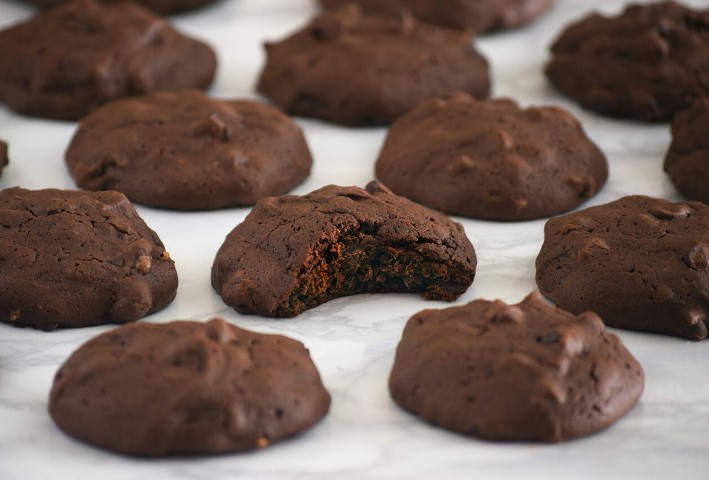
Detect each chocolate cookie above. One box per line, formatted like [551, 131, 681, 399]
[65, 90, 312, 210]
[536, 196, 709, 340]
[0, 187, 178, 330]
[375, 93, 608, 221]
[256, 5, 490, 126]
[319, 0, 555, 33]
[212, 181, 477, 317]
[26, 0, 220, 15]
[389, 292, 644, 442]
[49, 318, 330, 455]
[0, 141, 7, 177]
[0, 0, 217, 120]
[545, 1, 709, 122]
[664, 97, 709, 203]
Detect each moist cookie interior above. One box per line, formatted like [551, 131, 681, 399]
[278, 228, 466, 316]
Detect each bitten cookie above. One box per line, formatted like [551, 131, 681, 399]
[546, 1, 709, 122]
[664, 97, 709, 203]
[389, 292, 644, 442]
[257, 5, 490, 126]
[212, 181, 477, 317]
[536, 196, 709, 340]
[65, 90, 313, 210]
[0, 0, 217, 120]
[49, 318, 331, 455]
[0, 141, 7, 177]
[375, 93, 608, 221]
[0, 187, 178, 330]
[26, 0, 220, 15]
[319, 0, 555, 33]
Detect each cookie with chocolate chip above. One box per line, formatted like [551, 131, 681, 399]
[257, 5, 490, 126]
[375, 93, 608, 221]
[0, 0, 216, 120]
[546, 1, 709, 122]
[536, 196, 709, 340]
[664, 97, 709, 203]
[65, 90, 312, 210]
[0, 187, 178, 330]
[389, 292, 644, 442]
[49, 318, 330, 455]
[319, 0, 556, 33]
[212, 181, 477, 317]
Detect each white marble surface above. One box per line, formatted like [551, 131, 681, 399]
[1, 0, 708, 478]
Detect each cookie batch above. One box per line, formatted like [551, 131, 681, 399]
[375, 93, 608, 221]
[0, 140, 7, 177]
[257, 5, 491, 126]
[49, 318, 330, 455]
[390, 292, 644, 442]
[212, 181, 477, 317]
[65, 90, 313, 209]
[318, 0, 556, 33]
[546, 1, 709, 122]
[0, 187, 178, 330]
[0, 0, 216, 120]
[0, 0, 706, 460]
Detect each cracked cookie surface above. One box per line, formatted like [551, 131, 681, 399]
[536, 195, 709, 340]
[0, 187, 177, 330]
[376, 93, 608, 221]
[545, 1, 709, 122]
[65, 90, 312, 210]
[211, 181, 477, 317]
[256, 5, 490, 126]
[49, 318, 330, 455]
[319, 0, 555, 33]
[0, 0, 216, 120]
[389, 292, 644, 442]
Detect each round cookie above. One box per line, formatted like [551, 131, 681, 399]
[536, 195, 709, 340]
[49, 318, 331, 455]
[212, 181, 477, 318]
[0, 0, 217, 120]
[0, 140, 7, 177]
[664, 97, 709, 204]
[0, 187, 178, 330]
[389, 292, 644, 442]
[26, 0, 220, 15]
[65, 90, 313, 210]
[256, 5, 490, 126]
[375, 93, 608, 221]
[318, 0, 556, 33]
[545, 1, 709, 122]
